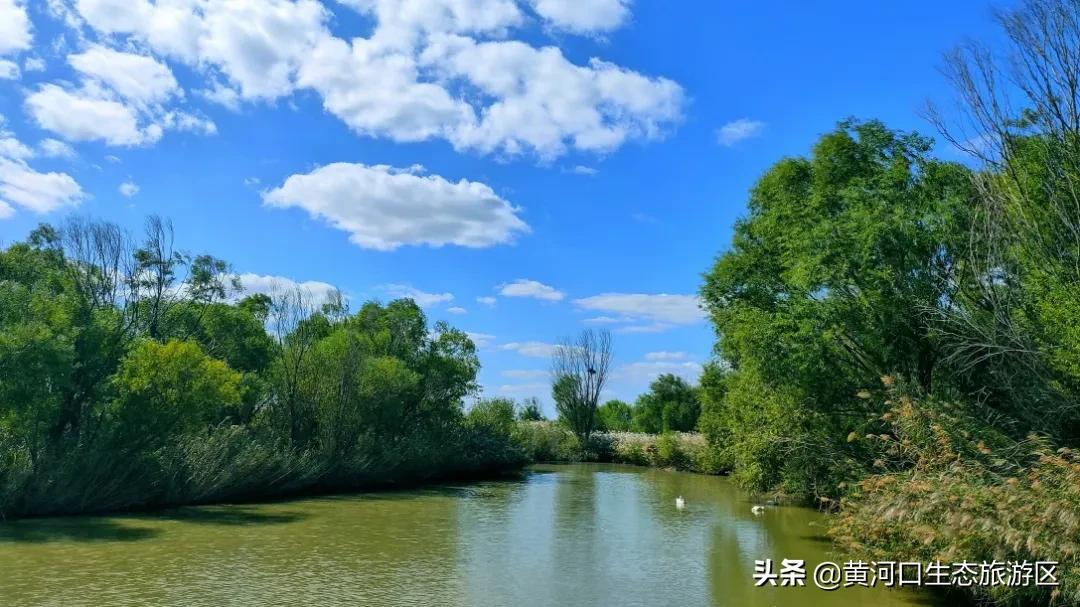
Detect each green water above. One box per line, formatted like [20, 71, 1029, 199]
[0, 464, 936, 607]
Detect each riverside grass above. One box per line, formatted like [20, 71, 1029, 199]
[513, 421, 723, 474]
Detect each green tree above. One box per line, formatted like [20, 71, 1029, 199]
[631, 374, 700, 433]
[595, 399, 632, 432]
[110, 340, 242, 448]
[518, 397, 545, 421]
[551, 329, 612, 444]
[699, 120, 975, 498]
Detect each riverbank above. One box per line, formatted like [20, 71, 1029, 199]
[513, 422, 725, 474]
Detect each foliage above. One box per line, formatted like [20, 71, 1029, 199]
[513, 421, 721, 474]
[595, 399, 632, 431]
[631, 374, 701, 433]
[110, 339, 242, 448]
[518, 397, 545, 421]
[0, 218, 523, 518]
[551, 329, 612, 444]
[699, 120, 976, 501]
[512, 421, 583, 463]
[831, 388, 1080, 606]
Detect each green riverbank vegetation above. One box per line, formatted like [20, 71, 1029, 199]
[694, 1, 1080, 604]
[0, 217, 524, 518]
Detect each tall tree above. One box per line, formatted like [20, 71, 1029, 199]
[551, 329, 612, 444]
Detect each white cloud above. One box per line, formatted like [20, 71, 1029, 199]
[25, 83, 159, 146]
[569, 164, 598, 176]
[644, 351, 687, 361]
[528, 0, 630, 34]
[69, 45, 179, 105]
[502, 369, 547, 379]
[476, 295, 497, 306]
[38, 138, 77, 159]
[617, 322, 672, 334]
[0, 59, 18, 79]
[0, 0, 32, 56]
[498, 278, 564, 301]
[118, 180, 139, 197]
[499, 340, 558, 358]
[423, 37, 683, 158]
[74, 0, 329, 101]
[447, 306, 467, 314]
[263, 162, 529, 250]
[613, 360, 703, 384]
[465, 331, 496, 348]
[583, 315, 624, 324]
[0, 158, 85, 215]
[716, 118, 765, 147]
[573, 293, 704, 332]
[22, 55, 45, 72]
[69, 0, 682, 159]
[235, 272, 339, 305]
[0, 119, 85, 218]
[0, 132, 33, 160]
[381, 283, 455, 307]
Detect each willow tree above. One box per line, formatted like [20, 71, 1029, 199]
[551, 329, 612, 444]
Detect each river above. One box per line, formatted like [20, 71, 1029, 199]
[0, 463, 937, 606]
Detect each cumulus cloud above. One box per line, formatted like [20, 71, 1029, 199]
[0, 0, 32, 56]
[476, 296, 497, 306]
[234, 272, 339, 305]
[118, 180, 139, 197]
[447, 306, 467, 314]
[26, 84, 158, 146]
[263, 162, 529, 250]
[72, 0, 329, 100]
[572, 292, 705, 333]
[528, 0, 630, 34]
[498, 278, 564, 301]
[0, 118, 85, 218]
[67, 0, 682, 159]
[716, 118, 765, 147]
[38, 138, 77, 159]
[422, 37, 683, 158]
[0, 60, 18, 80]
[69, 45, 179, 105]
[381, 283, 455, 307]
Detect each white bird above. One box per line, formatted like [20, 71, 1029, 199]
[751, 505, 766, 515]
[675, 496, 685, 509]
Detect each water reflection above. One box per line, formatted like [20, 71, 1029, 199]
[0, 464, 940, 607]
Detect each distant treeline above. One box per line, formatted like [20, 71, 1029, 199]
[0, 217, 524, 518]
[694, 1, 1080, 604]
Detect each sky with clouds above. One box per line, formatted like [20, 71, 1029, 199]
[0, 0, 1002, 414]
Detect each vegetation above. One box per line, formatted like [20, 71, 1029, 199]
[550, 329, 612, 444]
[512, 421, 720, 474]
[695, 1, 1080, 603]
[0, 217, 523, 518]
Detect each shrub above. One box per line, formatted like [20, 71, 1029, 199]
[513, 421, 582, 462]
[831, 394, 1080, 606]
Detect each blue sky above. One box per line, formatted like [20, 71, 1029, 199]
[0, 0, 1004, 414]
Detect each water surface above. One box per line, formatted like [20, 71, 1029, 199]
[0, 463, 935, 606]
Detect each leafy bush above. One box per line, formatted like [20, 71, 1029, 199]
[513, 421, 582, 462]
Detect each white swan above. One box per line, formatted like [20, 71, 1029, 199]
[675, 496, 685, 509]
[751, 505, 766, 515]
